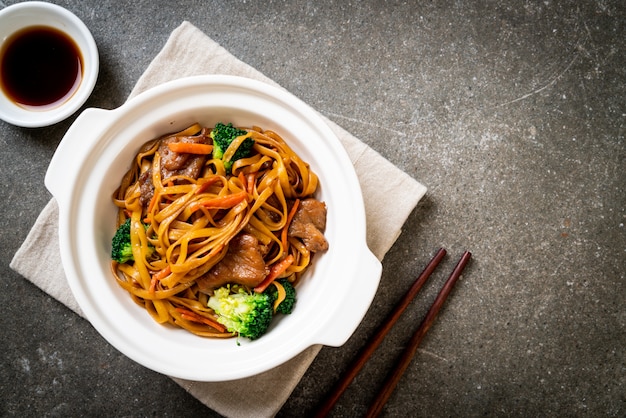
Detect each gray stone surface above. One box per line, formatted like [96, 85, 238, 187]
[1, 0, 624, 416]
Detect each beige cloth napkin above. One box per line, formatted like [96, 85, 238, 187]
[11, 22, 426, 418]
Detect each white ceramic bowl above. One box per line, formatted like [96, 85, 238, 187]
[0, 1, 98, 127]
[45, 75, 382, 381]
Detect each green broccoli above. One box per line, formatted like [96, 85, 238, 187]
[207, 285, 273, 341]
[210, 122, 255, 173]
[111, 218, 134, 263]
[111, 218, 153, 263]
[264, 279, 297, 315]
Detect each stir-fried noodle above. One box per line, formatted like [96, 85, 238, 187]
[111, 123, 327, 338]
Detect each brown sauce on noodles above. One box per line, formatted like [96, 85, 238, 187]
[111, 123, 327, 338]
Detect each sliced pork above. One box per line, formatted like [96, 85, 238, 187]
[196, 233, 269, 292]
[288, 198, 328, 252]
[138, 169, 154, 208]
[159, 130, 210, 180]
[137, 130, 211, 209]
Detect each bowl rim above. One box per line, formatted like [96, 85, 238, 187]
[45, 75, 382, 381]
[0, 1, 99, 127]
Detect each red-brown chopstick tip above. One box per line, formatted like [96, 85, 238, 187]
[312, 248, 448, 418]
[365, 250, 472, 418]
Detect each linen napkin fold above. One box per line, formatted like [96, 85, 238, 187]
[10, 21, 427, 418]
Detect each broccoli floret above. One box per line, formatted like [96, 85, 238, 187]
[207, 286, 273, 341]
[210, 122, 255, 173]
[111, 218, 153, 263]
[111, 219, 134, 263]
[264, 279, 297, 315]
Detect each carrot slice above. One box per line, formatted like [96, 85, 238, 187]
[189, 191, 248, 212]
[147, 192, 159, 214]
[238, 171, 247, 191]
[167, 142, 213, 154]
[149, 265, 171, 293]
[194, 176, 223, 195]
[175, 307, 226, 332]
[254, 254, 295, 293]
[152, 265, 171, 281]
[246, 172, 257, 194]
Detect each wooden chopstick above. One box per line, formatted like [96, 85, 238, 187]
[313, 248, 447, 418]
[365, 250, 472, 417]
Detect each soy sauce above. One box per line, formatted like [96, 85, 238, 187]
[0, 26, 83, 109]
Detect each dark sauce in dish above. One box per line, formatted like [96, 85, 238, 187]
[0, 26, 83, 110]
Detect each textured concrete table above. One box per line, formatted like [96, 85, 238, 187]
[1, 1, 624, 416]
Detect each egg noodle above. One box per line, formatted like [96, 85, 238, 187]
[111, 123, 322, 337]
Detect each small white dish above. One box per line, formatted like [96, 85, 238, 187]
[0, 1, 98, 127]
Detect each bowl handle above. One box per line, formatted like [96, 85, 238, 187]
[44, 108, 111, 206]
[318, 247, 383, 347]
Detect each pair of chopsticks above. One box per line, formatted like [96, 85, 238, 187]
[314, 248, 472, 417]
